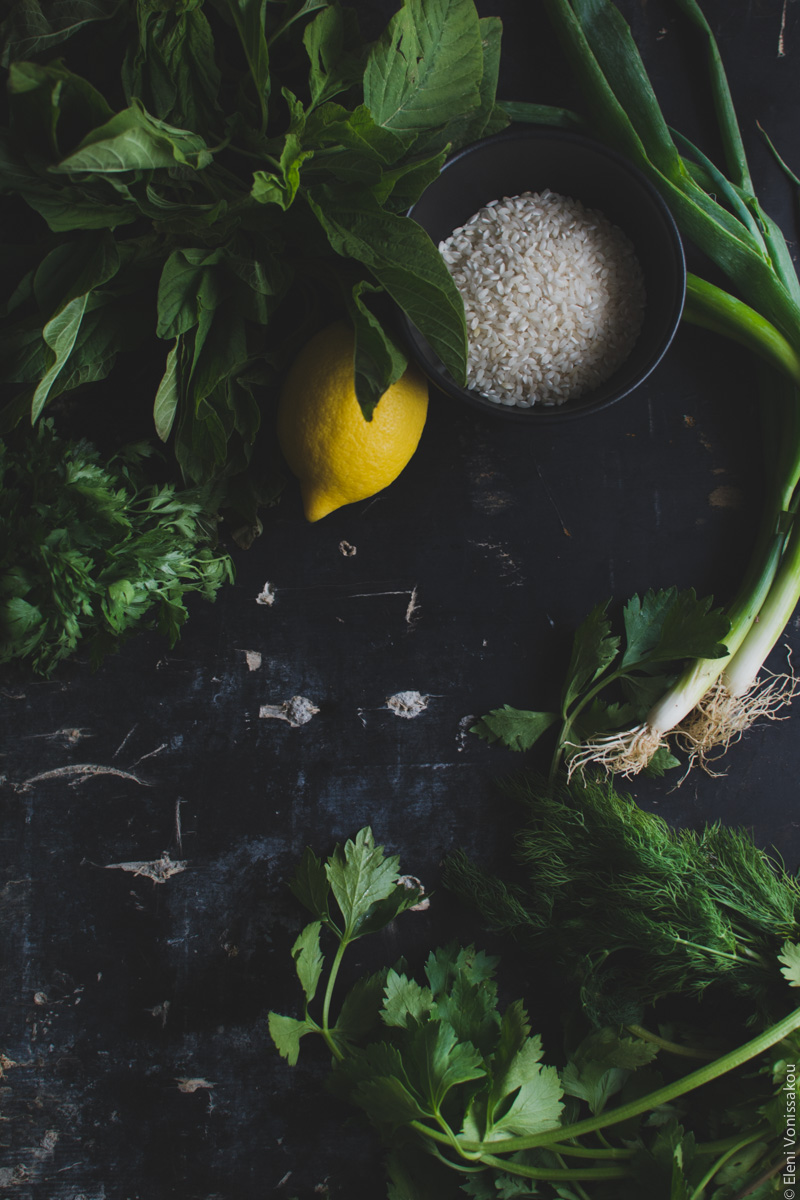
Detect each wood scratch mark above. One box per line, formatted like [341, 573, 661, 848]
[255, 581, 276, 606]
[25, 727, 90, 746]
[386, 691, 429, 719]
[145, 1000, 171, 1027]
[0, 1054, 20, 1079]
[132, 743, 168, 766]
[15, 763, 151, 792]
[457, 715, 477, 752]
[113, 724, 138, 759]
[259, 696, 319, 726]
[405, 585, 420, 626]
[174, 799, 184, 854]
[104, 852, 186, 884]
[779, 0, 789, 56]
[350, 589, 413, 598]
[176, 1077, 215, 1094]
[709, 484, 745, 509]
[533, 458, 571, 536]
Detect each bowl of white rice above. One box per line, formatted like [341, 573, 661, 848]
[403, 127, 685, 420]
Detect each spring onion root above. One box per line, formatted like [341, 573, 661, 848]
[566, 723, 665, 780]
[676, 670, 799, 772]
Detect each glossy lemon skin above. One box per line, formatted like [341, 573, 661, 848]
[277, 323, 429, 522]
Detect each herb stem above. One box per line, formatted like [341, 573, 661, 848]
[625, 1022, 718, 1059]
[552, 664, 627, 777]
[477, 1152, 631, 1183]
[695, 1129, 772, 1156]
[409, 1119, 483, 1163]
[437, 1112, 479, 1162]
[543, 1142, 633, 1160]
[459, 1004, 800, 1156]
[731, 1155, 788, 1199]
[555, 1151, 593, 1200]
[689, 1129, 772, 1200]
[672, 935, 750, 964]
[320, 939, 348, 1061]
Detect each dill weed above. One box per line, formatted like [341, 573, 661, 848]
[443, 773, 800, 1028]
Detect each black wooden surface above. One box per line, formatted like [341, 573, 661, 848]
[4, 1, 800, 1196]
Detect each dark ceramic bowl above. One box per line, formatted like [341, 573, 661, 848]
[402, 126, 686, 421]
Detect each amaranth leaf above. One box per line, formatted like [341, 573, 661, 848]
[363, 0, 483, 136]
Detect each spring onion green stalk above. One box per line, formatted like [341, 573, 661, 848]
[541, 0, 800, 775]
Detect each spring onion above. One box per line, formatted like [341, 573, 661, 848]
[540, 0, 800, 775]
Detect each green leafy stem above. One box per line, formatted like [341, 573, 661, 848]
[472, 586, 731, 781]
[270, 827, 800, 1194]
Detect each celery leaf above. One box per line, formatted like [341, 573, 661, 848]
[471, 706, 559, 752]
[325, 827, 402, 941]
[289, 845, 331, 924]
[383, 970, 434, 1029]
[291, 921, 324, 1004]
[621, 587, 730, 667]
[562, 600, 620, 710]
[268, 1011, 316, 1066]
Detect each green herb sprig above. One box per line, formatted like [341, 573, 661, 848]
[271, 824, 800, 1198]
[0, 420, 233, 674]
[444, 774, 800, 1030]
[472, 586, 731, 780]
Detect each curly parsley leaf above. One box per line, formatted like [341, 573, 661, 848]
[0, 422, 232, 675]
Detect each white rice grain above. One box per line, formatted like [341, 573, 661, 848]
[439, 189, 646, 408]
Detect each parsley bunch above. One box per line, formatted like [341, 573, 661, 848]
[0, 421, 233, 675]
[271, 826, 800, 1198]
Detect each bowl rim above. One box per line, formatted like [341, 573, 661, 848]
[402, 124, 687, 423]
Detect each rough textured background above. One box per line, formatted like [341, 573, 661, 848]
[3, 1, 800, 1196]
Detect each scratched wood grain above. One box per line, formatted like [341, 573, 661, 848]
[2, 1, 800, 1196]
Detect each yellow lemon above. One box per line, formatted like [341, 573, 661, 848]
[277, 322, 429, 522]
